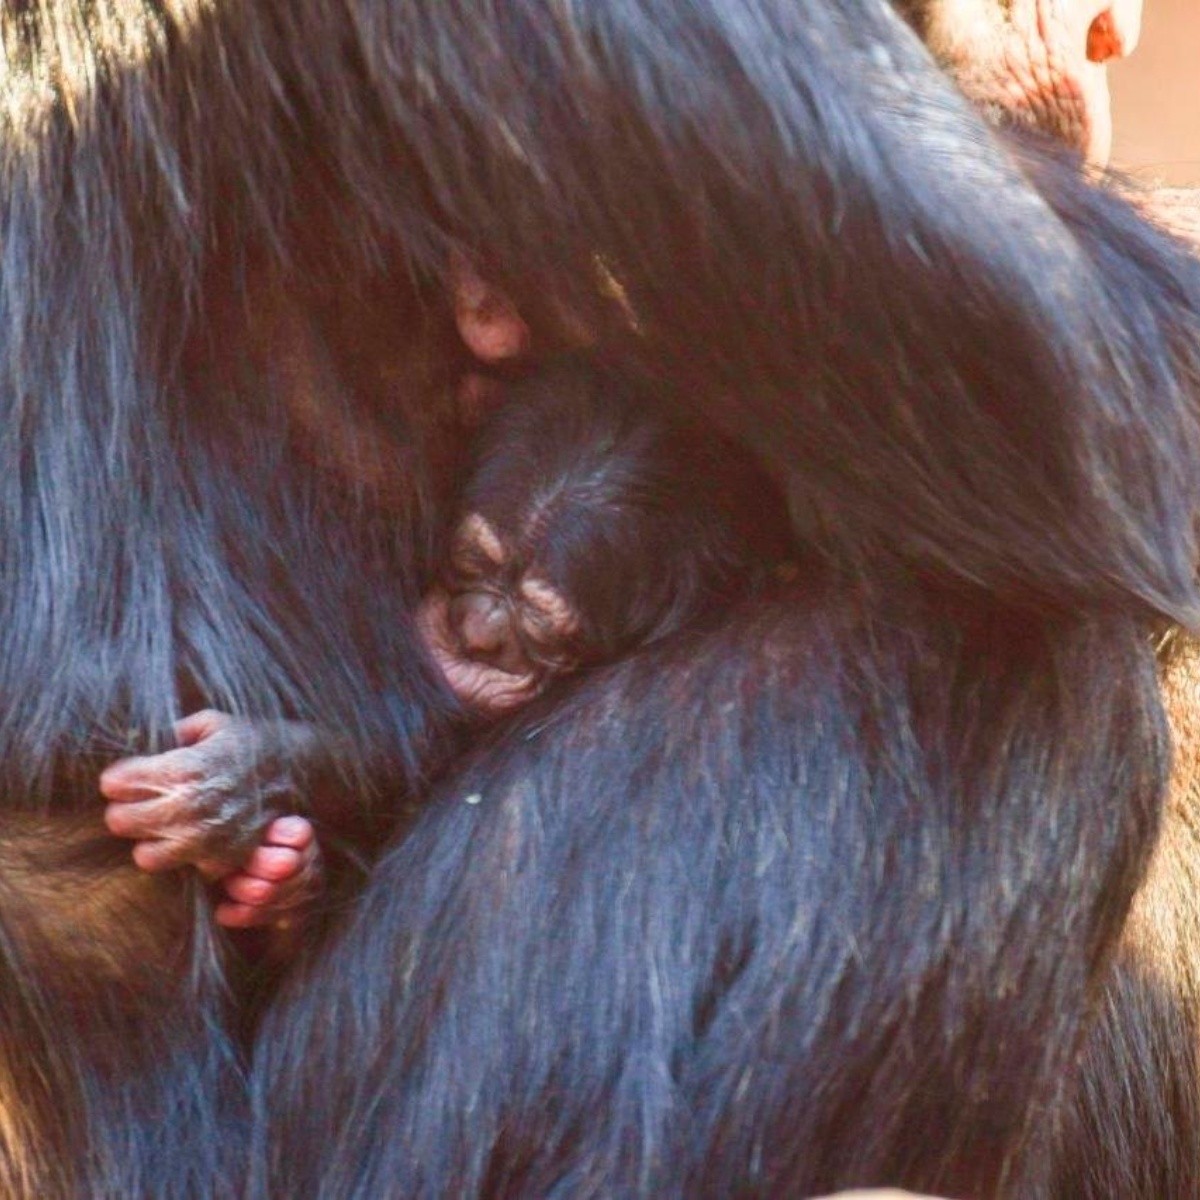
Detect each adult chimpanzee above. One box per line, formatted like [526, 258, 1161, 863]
[1041, 186, 1200, 1198]
[98, 360, 790, 929]
[3, 2, 1200, 1199]
[893, 0, 1141, 162]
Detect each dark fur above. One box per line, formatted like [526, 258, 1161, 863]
[1046, 629, 1200, 1200]
[252, 585, 1167, 1198]
[459, 359, 793, 658]
[0, 818, 243, 1196]
[3, 1, 1200, 1196]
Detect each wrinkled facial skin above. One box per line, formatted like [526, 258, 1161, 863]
[905, 0, 1142, 162]
[416, 514, 584, 718]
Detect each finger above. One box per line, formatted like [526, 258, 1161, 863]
[214, 900, 274, 929]
[217, 852, 320, 926]
[241, 844, 309, 883]
[104, 794, 201, 840]
[262, 815, 315, 851]
[225, 848, 319, 903]
[173, 709, 232, 746]
[131, 837, 195, 873]
[99, 749, 205, 801]
[222, 872, 282, 906]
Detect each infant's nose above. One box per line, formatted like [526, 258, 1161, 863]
[449, 592, 510, 658]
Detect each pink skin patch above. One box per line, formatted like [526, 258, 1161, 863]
[923, 0, 1143, 164]
[452, 254, 531, 364]
[215, 814, 322, 930]
[423, 513, 586, 715]
[416, 588, 545, 716]
[101, 710, 325, 930]
[518, 577, 580, 639]
[453, 513, 507, 568]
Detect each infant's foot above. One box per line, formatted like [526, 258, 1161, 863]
[214, 815, 322, 929]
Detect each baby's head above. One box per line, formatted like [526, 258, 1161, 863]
[418, 359, 791, 716]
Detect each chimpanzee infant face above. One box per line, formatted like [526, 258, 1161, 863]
[414, 358, 792, 721]
[416, 512, 592, 716]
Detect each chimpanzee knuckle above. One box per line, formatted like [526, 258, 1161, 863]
[210, 728, 287, 791]
[192, 708, 232, 731]
[134, 750, 205, 789]
[193, 796, 250, 841]
[194, 733, 249, 774]
[259, 767, 302, 808]
[185, 754, 247, 804]
[174, 708, 231, 747]
[210, 715, 258, 748]
[189, 790, 276, 865]
[164, 780, 208, 822]
[167, 813, 247, 868]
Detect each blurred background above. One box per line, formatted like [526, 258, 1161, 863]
[1111, 0, 1200, 184]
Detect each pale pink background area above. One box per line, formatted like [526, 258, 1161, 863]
[1111, 0, 1200, 184]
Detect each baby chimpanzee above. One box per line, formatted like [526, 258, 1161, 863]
[100, 360, 792, 928]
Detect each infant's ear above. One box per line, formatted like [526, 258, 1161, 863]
[455, 373, 507, 432]
[450, 251, 531, 365]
